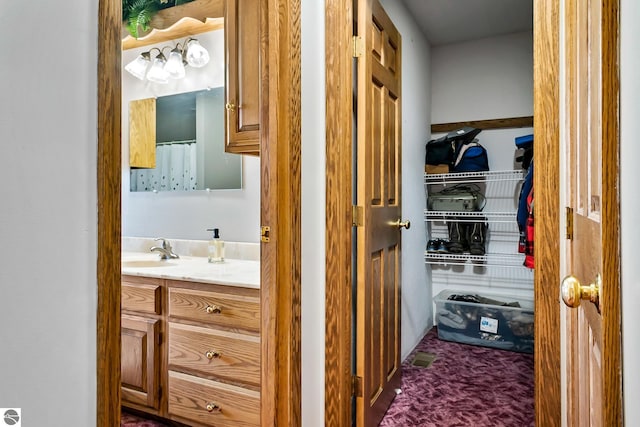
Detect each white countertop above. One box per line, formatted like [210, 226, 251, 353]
[121, 252, 260, 289]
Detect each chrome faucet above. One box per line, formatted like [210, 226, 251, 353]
[150, 238, 179, 260]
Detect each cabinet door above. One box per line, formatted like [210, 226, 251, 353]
[129, 98, 156, 168]
[121, 314, 161, 410]
[224, 0, 261, 155]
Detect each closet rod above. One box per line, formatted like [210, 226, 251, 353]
[431, 115, 533, 133]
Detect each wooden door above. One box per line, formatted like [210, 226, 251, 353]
[355, 0, 402, 425]
[561, 0, 622, 425]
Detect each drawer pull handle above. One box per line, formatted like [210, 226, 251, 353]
[205, 350, 221, 360]
[206, 403, 221, 413]
[206, 305, 222, 314]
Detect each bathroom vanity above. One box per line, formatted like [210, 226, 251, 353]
[121, 251, 260, 427]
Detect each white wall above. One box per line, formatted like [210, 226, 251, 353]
[122, 31, 260, 243]
[0, 1, 97, 426]
[620, 0, 640, 423]
[431, 31, 534, 171]
[431, 31, 533, 123]
[379, 0, 433, 359]
[300, 0, 326, 425]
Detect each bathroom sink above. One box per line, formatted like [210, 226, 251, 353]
[122, 260, 177, 268]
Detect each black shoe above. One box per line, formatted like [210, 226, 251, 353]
[468, 222, 487, 255]
[427, 239, 438, 253]
[446, 222, 467, 253]
[435, 239, 449, 253]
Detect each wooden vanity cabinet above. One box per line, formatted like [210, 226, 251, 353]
[121, 276, 163, 412]
[224, 0, 263, 156]
[121, 275, 260, 426]
[166, 280, 260, 426]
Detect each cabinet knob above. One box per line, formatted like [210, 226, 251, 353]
[206, 402, 221, 413]
[206, 305, 222, 314]
[205, 350, 221, 360]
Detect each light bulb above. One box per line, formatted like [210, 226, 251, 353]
[146, 53, 169, 84]
[185, 39, 210, 68]
[165, 47, 186, 79]
[124, 52, 151, 80]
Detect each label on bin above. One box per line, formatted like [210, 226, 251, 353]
[480, 316, 498, 334]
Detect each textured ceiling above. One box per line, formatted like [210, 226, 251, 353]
[399, 0, 533, 46]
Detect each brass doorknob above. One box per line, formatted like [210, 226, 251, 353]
[561, 274, 600, 308]
[225, 103, 236, 112]
[395, 220, 410, 230]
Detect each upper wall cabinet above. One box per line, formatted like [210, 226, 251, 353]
[224, 0, 262, 156]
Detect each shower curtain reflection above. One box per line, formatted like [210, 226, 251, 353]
[130, 141, 198, 191]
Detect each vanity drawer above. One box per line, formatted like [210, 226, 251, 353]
[168, 286, 260, 331]
[122, 277, 162, 314]
[168, 322, 260, 387]
[168, 370, 259, 427]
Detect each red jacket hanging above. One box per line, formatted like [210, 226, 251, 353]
[524, 189, 534, 269]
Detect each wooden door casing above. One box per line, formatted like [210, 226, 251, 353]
[356, 0, 402, 425]
[562, 0, 622, 425]
[98, 0, 302, 425]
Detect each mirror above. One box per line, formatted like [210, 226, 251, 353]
[124, 27, 243, 193]
[129, 88, 242, 192]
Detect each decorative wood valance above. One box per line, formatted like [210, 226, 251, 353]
[122, 17, 224, 50]
[431, 116, 534, 133]
[122, 0, 224, 49]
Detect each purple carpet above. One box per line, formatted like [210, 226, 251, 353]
[122, 328, 533, 426]
[379, 327, 534, 427]
[121, 412, 168, 426]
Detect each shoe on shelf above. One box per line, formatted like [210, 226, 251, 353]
[435, 239, 449, 253]
[468, 222, 487, 255]
[427, 239, 449, 253]
[446, 222, 467, 253]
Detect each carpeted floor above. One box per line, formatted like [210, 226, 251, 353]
[122, 328, 533, 427]
[121, 412, 169, 426]
[379, 327, 534, 427]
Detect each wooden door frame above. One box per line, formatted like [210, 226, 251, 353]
[325, 0, 354, 424]
[96, 0, 302, 425]
[324, 0, 617, 425]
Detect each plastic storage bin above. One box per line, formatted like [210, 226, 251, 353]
[433, 289, 534, 353]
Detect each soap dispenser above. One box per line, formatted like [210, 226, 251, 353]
[206, 228, 225, 263]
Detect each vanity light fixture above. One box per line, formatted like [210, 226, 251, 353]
[124, 38, 210, 84]
[185, 39, 210, 68]
[164, 46, 186, 79]
[146, 50, 170, 84]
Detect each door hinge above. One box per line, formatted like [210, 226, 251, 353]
[352, 375, 363, 397]
[352, 205, 364, 227]
[260, 225, 271, 243]
[352, 36, 364, 58]
[566, 207, 574, 240]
